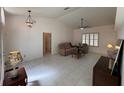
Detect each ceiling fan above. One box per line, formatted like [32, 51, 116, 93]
[79, 18, 90, 30]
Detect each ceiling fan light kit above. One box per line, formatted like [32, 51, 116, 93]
[79, 18, 89, 30]
[80, 27, 84, 30]
[80, 18, 84, 30]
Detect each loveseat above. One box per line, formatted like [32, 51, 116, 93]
[58, 42, 76, 56]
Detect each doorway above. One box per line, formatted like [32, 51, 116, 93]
[43, 32, 51, 56]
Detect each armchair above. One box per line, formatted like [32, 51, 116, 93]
[79, 43, 89, 54]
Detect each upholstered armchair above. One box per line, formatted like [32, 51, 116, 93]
[58, 42, 76, 56]
[79, 43, 89, 54]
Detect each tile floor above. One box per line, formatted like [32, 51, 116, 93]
[19, 52, 101, 86]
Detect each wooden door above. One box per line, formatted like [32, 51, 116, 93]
[43, 32, 51, 56]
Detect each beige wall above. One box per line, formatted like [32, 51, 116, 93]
[73, 25, 117, 55]
[4, 15, 73, 61]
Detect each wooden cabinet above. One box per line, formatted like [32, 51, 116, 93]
[93, 56, 119, 86]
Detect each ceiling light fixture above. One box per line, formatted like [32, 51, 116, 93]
[25, 10, 35, 28]
[80, 18, 84, 30]
[79, 18, 89, 30]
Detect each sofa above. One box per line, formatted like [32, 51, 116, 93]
[58, 42, 76, 56]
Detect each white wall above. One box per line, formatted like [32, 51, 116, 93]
[4, 15, 73, 61]
[73, 25, 117, 55]
[0, 8, 1, 86]
[115, 7, 124, 39]
[115, 7, 124, 86]
[0, 7, 5, 85]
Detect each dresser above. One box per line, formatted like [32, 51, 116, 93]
[3, 67, 27, 86]
[93, 56, 119, 86]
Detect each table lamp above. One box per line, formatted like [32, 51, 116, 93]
[107, 44, 113, 49]
[107, 44, 120, 70]
[8, 51, 23, 78]
[115, 45, 120, 50]
[107, 44, 114, 69]
[107, 43, 114, 57]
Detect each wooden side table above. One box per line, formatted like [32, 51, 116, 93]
[3, 67, 27, 86]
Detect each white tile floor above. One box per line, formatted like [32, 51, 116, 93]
[19, 52, 101, 86]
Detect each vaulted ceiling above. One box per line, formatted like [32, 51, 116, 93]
[4, 7, 116, 29]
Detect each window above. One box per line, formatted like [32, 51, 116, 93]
[82, 33, 99, 47]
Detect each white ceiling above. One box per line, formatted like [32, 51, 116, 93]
[4, 7, 79, 18]
[4, 7, 116, 29]
[58, 7, 116, 28]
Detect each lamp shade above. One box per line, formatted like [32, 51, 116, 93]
[115, 45, 120, 50]
[107, 44, 113, 48]
[8, 51, 23, 63]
